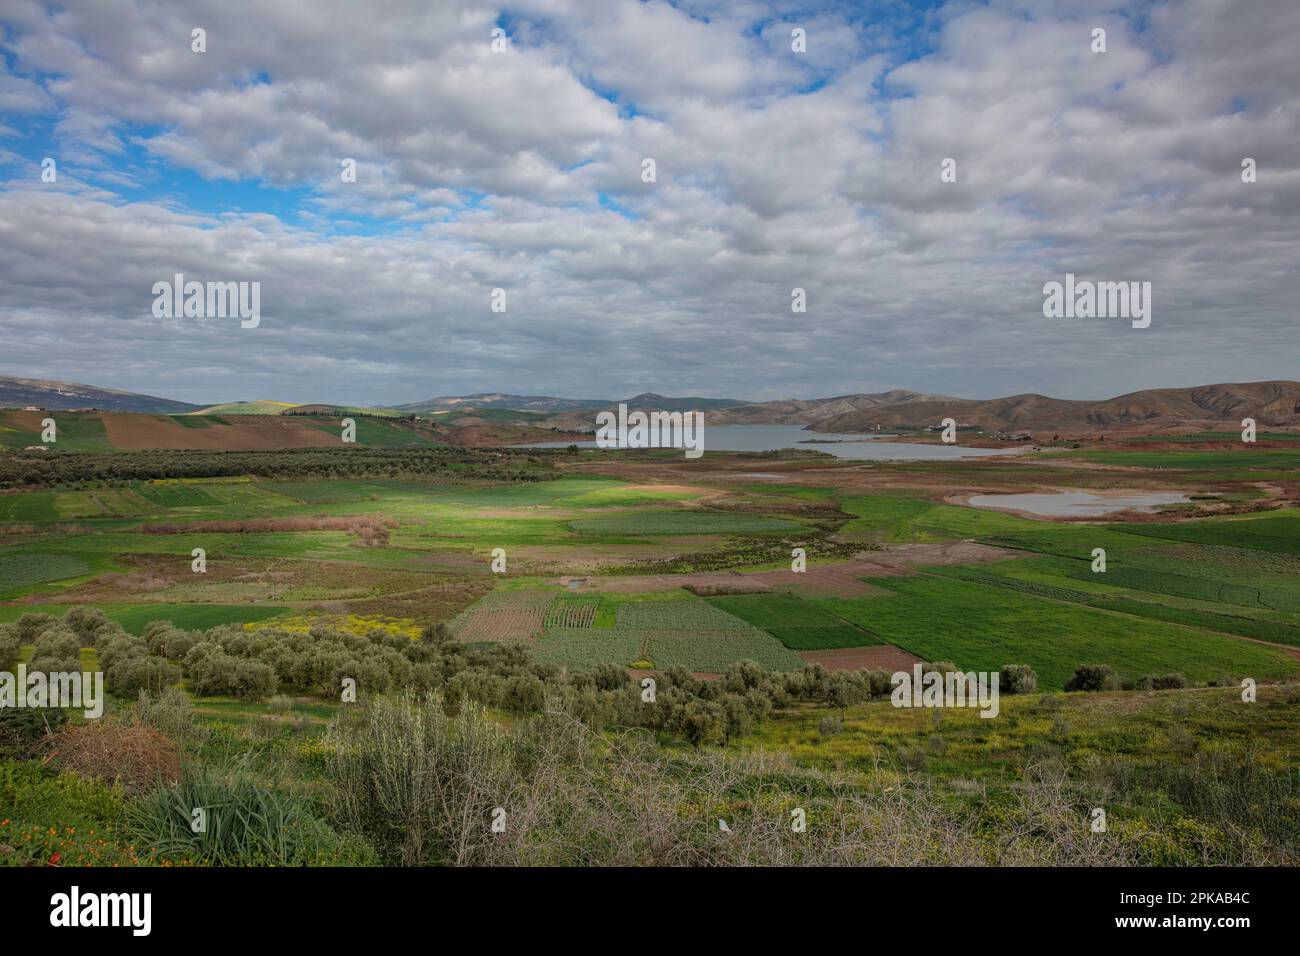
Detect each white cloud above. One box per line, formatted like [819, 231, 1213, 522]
[0, 0, 1297, 403]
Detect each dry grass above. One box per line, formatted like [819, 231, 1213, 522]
[47, 721, 181, 796]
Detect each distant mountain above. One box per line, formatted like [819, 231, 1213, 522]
[392, 393, 611, 414]
[393, 392, 749, 415]
[703, 390, 958, 425]
[0, 376, 200, 413]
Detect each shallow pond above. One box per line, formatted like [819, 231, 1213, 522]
[967, 490, 1190, 517]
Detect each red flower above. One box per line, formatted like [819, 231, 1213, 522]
[48, 852, 62, 866]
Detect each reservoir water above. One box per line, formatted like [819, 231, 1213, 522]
[526, 425, 1025, 461]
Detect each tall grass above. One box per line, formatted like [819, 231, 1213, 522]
[126, 762, 369, 865]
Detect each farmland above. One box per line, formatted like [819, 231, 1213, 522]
[1, 437, 1297, 685]
[2, 429, 1298, 868]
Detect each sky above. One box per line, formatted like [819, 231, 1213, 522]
[0, 0, 1297, 406]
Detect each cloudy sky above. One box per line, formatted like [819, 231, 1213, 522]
[1, 0, 1297, 406]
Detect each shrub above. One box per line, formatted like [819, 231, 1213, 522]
[325, 691, 514, 866]
[97, 633, 148, 672]
[1064, 664, 1122, 692]
[106, 656, 181, 698]
[186, 649, 278, 700]
[132, 686, 194, 740]
[14, 612, 57, 644]
[31, 626, 81, 665]
[0, 623, 21, 668]
[63, 607, 109, 644]
[0, 705, 67, 759]
[1000, 664, 1038, 695]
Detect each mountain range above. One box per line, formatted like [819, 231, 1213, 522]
[392, 392, 747, 415]
[3, 376, 1298, 434]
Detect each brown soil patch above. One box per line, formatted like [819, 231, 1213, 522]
[798, 645, 921, 672]
[851, 541, 1022, 570]
[101, 413, 340, 451]
[450, 590, 554, 644]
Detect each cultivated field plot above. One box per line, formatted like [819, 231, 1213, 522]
[930, 546, 1300, 649]
[811, 576, 1298, 688]
[544, 594, 600, 628]
[1116, 511, 1300, 555]
[704, 592, 881, 650]
[533, 595, 803, 672]
[0, 551, 92, 598]
[450, 588, 555, 644]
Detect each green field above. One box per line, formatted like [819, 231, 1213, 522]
[532, 593, 804, 671]
[810, 575, 1294, 688]
[704, 592, 880, 650]
[569, 511, 803, 535]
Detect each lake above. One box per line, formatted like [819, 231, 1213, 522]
[525, 425, 1025, 461]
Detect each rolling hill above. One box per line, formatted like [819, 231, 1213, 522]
[803, 381, 1300, 433]
[0, 376, 200, 414]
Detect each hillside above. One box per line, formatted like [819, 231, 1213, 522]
[0, 409, 448, 451]
[807, 381, 1300, 433]
[0, 376, 200, 414]
[191, 400, 302, 416]
[533, 382, 1300, 434]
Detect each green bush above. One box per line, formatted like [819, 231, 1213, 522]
[107, 657, 181, 698]
[1064, 664, 1122, 692]
[1000, 664, 1039, 694]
